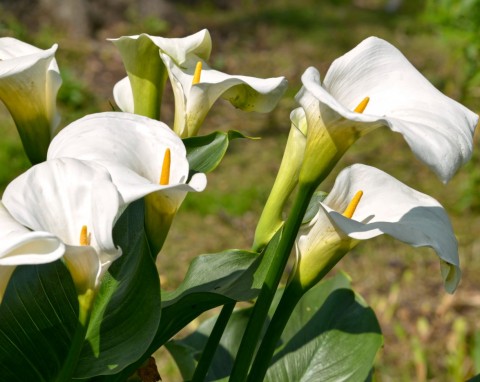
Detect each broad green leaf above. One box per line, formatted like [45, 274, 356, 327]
[169, 272, 382, 382]
[73, 200, 161, 378]
[159, 249, 259, 346]
[184, 130, 250, 174]
[0, 200, 161, 381]
[0, 261, 79, 382]
[265, 273, 382, 382]
[95, 249, 260, 382]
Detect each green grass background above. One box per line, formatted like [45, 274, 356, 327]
[1, 0, 480, 380]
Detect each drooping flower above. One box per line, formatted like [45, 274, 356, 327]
[2, 158, 123, 295]
[111, 29, 288, 137]
[0, 202, 65, 302]
[292, 164, 460, 294]
[47, 112, 207, 255]
[296, 37, 478, 186]
[0, 37, 62, 164]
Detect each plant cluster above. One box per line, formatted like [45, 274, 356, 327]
[0, 28, 478, 381]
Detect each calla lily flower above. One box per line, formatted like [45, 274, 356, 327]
[0, 202, 65, 302]
[0, 37, 62, 164]
[296, 37, 478, 186]
[47, 112, 207, 255]
[293, 164, 460, 294]
[161, 52, 288, 138]
[2, 157, 123, 295]
[111, 29, 288, 137]
[110, 29, 212, 119]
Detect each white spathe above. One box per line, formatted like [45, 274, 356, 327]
[297, 37, 478, 183]
[0, 37, 62, 163]
[297, 164, 460, 293]
[47, 112, 207, 206]
[2, 158, 123, 293]
[111, 29, 287, 137]
[111, 29, 212, 116]
[0, 202, 65, 302]
[161, 52, 288, 137]
[48, 111, 207, 255]
[110, 28, 212, 73]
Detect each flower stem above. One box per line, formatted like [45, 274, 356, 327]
[192, 302, 236, 382]
[246, 283, 303, 381]
[229, 182, 315, 382]
[55, 290, 94, 382]
[55, 320, 88, 382]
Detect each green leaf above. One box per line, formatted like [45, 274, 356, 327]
[94, 249, 260, 382]
[73, 199, 161, 378]
[0, 198, 161, 382]
[184, 130, 250, 174]
[169, 272, 382, 381]
[159, 249, 259, 346]
[265, 273, 382, 382]
[0, 261, 79, 382]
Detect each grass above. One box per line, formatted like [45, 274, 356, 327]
[1, 0, 479, 380]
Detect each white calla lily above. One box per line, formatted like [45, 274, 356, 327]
[294, 164, 459, 294]
[2, 158, 123, 294]
[110, 29, 212, 119]
[161, 53, 288, 137]
[111, 29, 287, 137]
[47, 112, 207, 255]
[297, 37, 478, 186]
[0, 202, 65, 302]
[0, 37, 62, 164]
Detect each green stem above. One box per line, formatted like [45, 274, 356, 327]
[55, 320, 88, 382]
[246, 283, 303, 382]
[55, 290, 94, 382]
[192, 302, 236, 382]
[229, 182, 316, 382]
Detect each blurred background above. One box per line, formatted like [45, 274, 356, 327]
[1, 0, 479, 380]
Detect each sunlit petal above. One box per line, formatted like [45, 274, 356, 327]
[113, 76, 134, 113]
[162, 53, 288, 137]
[0, 202, 65, 301]
[48, 111, 206, 202]
[48, 112, 207, 255]
[2, 158, 123, 290]
[297, 37, 478, 184]
[297, 164, 459, 293]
